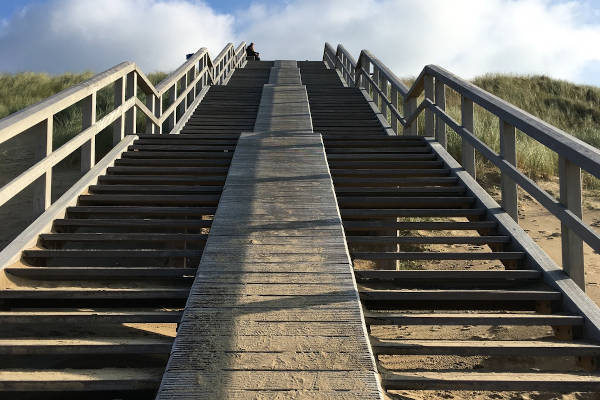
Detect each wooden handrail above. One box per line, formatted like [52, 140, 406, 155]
[0, 41, 246, 218]
[325, 43, 600, 291]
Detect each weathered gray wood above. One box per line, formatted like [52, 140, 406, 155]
[80, 92, 96, 172]
[434, 78, 446, 147]
[424, 75, 434, 137]
[559, 156, 585, 289]
[461, 95, 476, 178]
[32, 118, 53, 215]
[500, 119, 518, 221]
[113, 76, 125, 144]
[157, 62, 381, 399]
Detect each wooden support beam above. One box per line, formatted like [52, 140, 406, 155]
[80, 92, 96, 172]
[559, 156, 585, 290]
[113, 76, 125, 144]
[390, 86, 398, 134]
[32, 117, 53, 215]
[404, 97, 417, 135]
[461, 95, 476, 178]
[124, 71, 137, 135]
[500, 119, 518, 222]
[424, 75, 434, 137]
[434, 79, 446, 147]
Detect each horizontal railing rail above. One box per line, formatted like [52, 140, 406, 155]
[0, 41, 246, 219]
[324, 43, 600, 291]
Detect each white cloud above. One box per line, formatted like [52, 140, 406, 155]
[0, 0, 236, 73]
[237, 0, 600, 85]
[0, 0, 599, 86]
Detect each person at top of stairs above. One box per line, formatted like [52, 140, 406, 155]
[246, 42, 260, 60]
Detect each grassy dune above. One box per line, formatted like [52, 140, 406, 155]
[0, 71, 167, 157]
[1, 71, 599, 185]
[402, 74, 600, 187]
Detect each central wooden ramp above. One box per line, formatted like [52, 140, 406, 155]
[156, 61, 381, 399]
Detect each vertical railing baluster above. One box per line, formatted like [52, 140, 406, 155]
[145, 92, 155, 134]
[434, 79, 446, 148]
[424, 75, 434, 137]
[32, 117, 53, 214]
[372, 67, 380, 108]
[81, 92, 96, 172]
[391, 86, 398, 134]
[113, 76, 125, 144]
[403, 96, 417, 135]
[125, 72, 137, 135]
[559, 157, 585, 290]
[500, 120, 518, 221]
[166, 84, 176, 132]
[380, 78, 389, 122]
[460, 96, 476, 178]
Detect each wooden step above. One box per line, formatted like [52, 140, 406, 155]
[347, 235, 510, 245]
[23, 249, 203, 259]
[0, 288, 190, 299]
[115, 159, 231, 167]
[54, 219, 212, 231]
[107, 166, 229, 175]
[333, 177, 458, 187]
[67, 206, 216, 217]
[0, 368, 162, 391]
[330, 168, 448, 176]
[337, 196, 474, 208]
[363, 312, 583, 326]
[89, 185, 222, 194]
[343, 221, 497, 231]
[355, 270, 540, 282]
[382, 371, 600, 392]
[5, 267, 197, 280]
[0, 338, 173, 355]
[351, 251, 524, 260]
[98, 175, 225, 185]
[341, 208, 486, 218]
[121, 151, 233, 159]
[39, 233, 208, 243]
[370, 338, 600, 356]
[335, 187, 465, 195]
[358, 288, 560, 302]
[0, 311, 182, 323]
[78, 194, 220, 206]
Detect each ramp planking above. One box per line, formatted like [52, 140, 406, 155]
[156, 60, 382, 399]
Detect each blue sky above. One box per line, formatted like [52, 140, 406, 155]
[0, 0, 599, 87]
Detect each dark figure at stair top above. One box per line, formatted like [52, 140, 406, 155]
[246, 43, 260, 60]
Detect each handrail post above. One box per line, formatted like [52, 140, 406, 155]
[32, 117, 53, 214]
[125, 71, 137, 135]
[500, 120, 518, 221]
[434, 79, 446, 147]
[145, 93, 155, 134]
[559, 157, 585, 289]
[424, 75, 434, 137]
[81, 92, 96, 172]
[403, 96, 417, 135]
[166, 84, 176, 132]
[380, 77, 389, 122]
[460, 96, 476, 178]
[391, 86, 398, 134]
[113, 76, 125, 144]
[372, 67, 380, 109]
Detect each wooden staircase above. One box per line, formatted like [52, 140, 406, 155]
[299, 60, 600, 396]
[0, 61, 271, 397]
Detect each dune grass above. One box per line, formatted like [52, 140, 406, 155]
[1, 71, 599, 186]
[0, 71, 168, 160]
[400, 74, 600, 188]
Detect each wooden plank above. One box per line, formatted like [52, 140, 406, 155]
[363, 312, 583, 326]
[371, 338, 600, 356]
[383, 371, 600, 391]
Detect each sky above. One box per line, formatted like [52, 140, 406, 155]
[0, 0, 599, 86]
